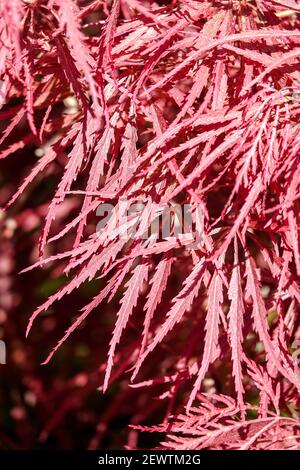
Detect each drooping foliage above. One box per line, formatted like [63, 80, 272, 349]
[1, 0, 300, 450]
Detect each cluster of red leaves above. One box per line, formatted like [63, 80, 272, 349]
[1, 0, 300, 449]
[137, 392, 300, 450]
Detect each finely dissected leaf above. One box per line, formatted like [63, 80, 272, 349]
[104, 261, 150, 391]
[132, 255, 173, 379]
[227, 239, 245, 409]
[216, 175, 263, 257]
[187, 270, 223, 410]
